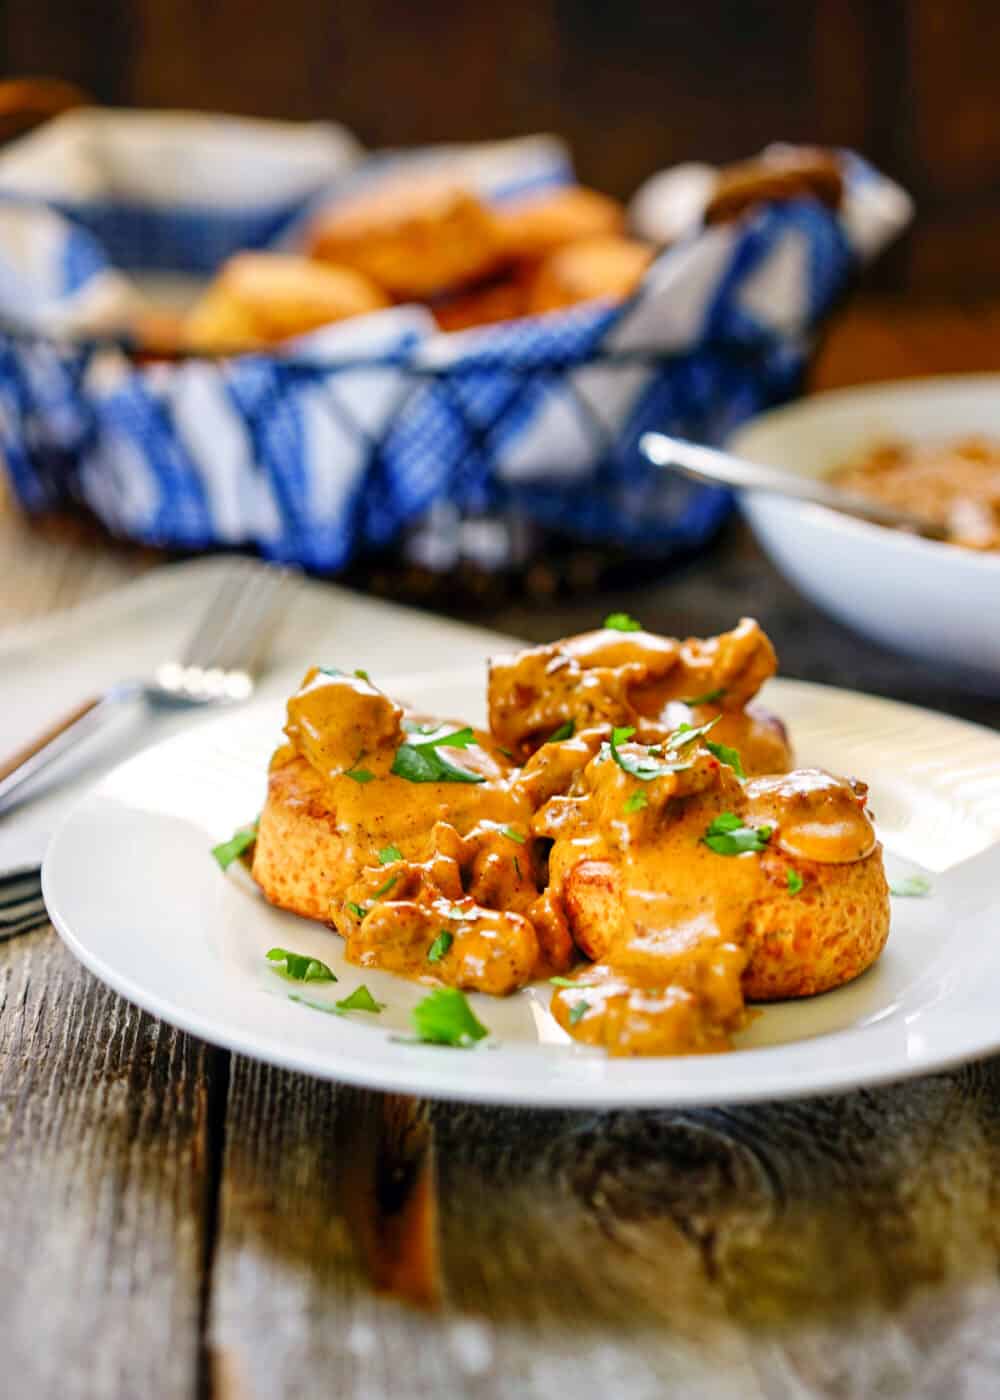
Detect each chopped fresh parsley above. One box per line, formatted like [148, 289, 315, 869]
[392, 725, 485, 785]
[665, 716, 721, 751]
[787, 868, 804, 896]
[706, 739, 745, 779]
[568, 1001, 589, 1025]
[547, 720, 575, 743]
[703, 812, 772, 856]
[354, 668, 371, 683]
[549, 976, 582, 987]
[682, 687, 727, 706]
[378, 844, 402, 865]
[427, 930, 453, 963]
[608, 726, 693, 783]
[335, 985, 383, 1014]
[890, 875, 932, 898]
[411, 987, 488, 1047]
[345, 767, 375, 784]
[371, 874, 398, 901]
[603, 612, 642, 632]
[501, 825, 526, 845]
[345, 901, 368, 919]
[266, 947, 337, 982]
[623, 790, 648, 814]
[289, 985, 383, 1016]
[212, 820, 258, 871]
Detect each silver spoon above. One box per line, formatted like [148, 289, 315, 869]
[639, 432, 950, 541]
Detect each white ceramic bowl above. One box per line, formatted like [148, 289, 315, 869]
[729, 374, 1000, 692]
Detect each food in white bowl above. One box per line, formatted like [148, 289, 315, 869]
[729, 374, 1000, 692]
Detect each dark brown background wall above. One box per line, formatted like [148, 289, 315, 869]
[3, 0, 999, 297]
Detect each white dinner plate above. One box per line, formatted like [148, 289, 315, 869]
[43, 669, 1000, 1108]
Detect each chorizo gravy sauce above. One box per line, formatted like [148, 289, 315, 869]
[257, 620, 888, 1057]
[834, 436, 1000, 550]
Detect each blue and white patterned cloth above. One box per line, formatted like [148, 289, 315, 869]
[0, 112, 912, 571]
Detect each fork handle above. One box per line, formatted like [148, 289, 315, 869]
[0, 693, 121, 815]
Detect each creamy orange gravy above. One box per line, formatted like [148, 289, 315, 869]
[539, 744, 877, 1055]
[260, 627, 885, 1057]
[834, 436, 1000, 550]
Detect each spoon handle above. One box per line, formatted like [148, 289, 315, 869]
[640, 432, 949, 540]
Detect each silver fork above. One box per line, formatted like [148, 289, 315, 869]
[0, 560, 297, 819]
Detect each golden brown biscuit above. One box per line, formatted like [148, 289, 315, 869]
[253, 755, 348, 924]
[742, 845, 890, 1000]
[305, 176, 501, 300]
[492, 185, 625, 262]
[432, 275, 530, 332]
[705, 147, 844, 224]
[184, 252, 389, 352]
[528, 236, 654, 314]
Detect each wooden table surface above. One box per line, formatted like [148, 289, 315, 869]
[3, 300, 1000, 1400]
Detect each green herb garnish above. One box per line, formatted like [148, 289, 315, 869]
[603, 612, 642, 632]
[266, 947, 337, 982]
[703, 812, 772, 856]
[501, 825, 526, 845]
[345, 767, 375, 784]
[345, 901, 368, 919]
[513, 855, 522, 879]
[550, 976, 581, 988]
[411, 987, 488, 1047]
[290, 985, 382, 1016]
[623, 790, 648, 813]
[665, 716, 721, 751]
[371, 874, 398, 901]
[392, 725, 485, 785]
[354, 668, 371, 683]
[498, 746, 515, 760]
[427, 930, 453, 963]
[682, 687, 726, 706]
[787, 869, 804, 896]
[378, 844, 402, 865]
[568, 1001, 589, 1025]
[706, 740, 745, 779]
[608, 726, 693, 782]
[335, 985, 383, 1014]
[890, 875, 932, 898]
[212, 820, 258, 871]
[547, 720, 575, 743]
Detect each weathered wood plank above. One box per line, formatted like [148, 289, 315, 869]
[207, 1067, 471, 1399]
[210, 1057, 1000, 1400]
[0, 924, 214, 1399]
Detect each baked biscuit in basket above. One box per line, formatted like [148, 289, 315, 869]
[306, 176, 501, 300]
[432, 275, 530, 333]
[493, 185, 625, 263]
[184, 252, 389, 351]
[528, 235, 654, 315]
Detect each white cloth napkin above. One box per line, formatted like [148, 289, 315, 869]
[0, 558, 515, 873]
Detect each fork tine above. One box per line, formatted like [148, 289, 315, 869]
[0, 878, 42, 912]
[0, 893, 46, 926]
[179, 560, 258, 671]
[0, 866, 41, 896]
[0, 910, 50, 942]
[207, 566, 298, 675]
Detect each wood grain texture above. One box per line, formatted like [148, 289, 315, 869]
[0, 924, 215, 1399]
[208, 1065, 1000, 1399]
